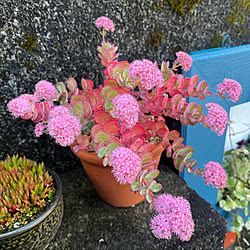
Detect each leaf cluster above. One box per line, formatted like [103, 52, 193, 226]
[217, 136, 250, 242]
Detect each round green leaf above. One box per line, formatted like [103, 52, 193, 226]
[131, 180, 141, 192]
[93, 132, 111, 144]
[97, 147, 108, 159]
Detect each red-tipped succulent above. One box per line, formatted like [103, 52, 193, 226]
[0, 155, 54, 232]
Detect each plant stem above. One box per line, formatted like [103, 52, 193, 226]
[101, 28, 106, 43]
[186, 166, 202, 176]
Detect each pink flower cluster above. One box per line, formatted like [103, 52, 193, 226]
[109, 147, 141, 184]
[129, 59, 164, 90]
[48, 112, 81, 147]
[95, 17, 115, 32]
[112, 93, 139, 129]
[49, 106, 71, 118]
[217, 78, 242, 103]
[34, 80, 57, 102]
[202, 161, 227, 189]
[151, 194, 194, 241]
[174, 51, 193, 72]
[205, 103, 228, 136]
[34, 122, 47, 137]
[8, 95, 33, 118]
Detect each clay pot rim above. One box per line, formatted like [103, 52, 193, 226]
[0, 168, 62, 240]
[70, 142, 164, 168]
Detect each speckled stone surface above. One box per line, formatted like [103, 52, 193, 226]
[47, 166, 227, 250]
[0, 0, 249, 172]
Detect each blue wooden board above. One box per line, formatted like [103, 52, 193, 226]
[181, 44, 250, 210]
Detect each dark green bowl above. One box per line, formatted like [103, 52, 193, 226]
[0, 168, 63, 250]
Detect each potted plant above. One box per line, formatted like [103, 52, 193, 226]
[0, 155, 63, 249]
[217, 134, 250, 249]
[7, 16, 242, 241]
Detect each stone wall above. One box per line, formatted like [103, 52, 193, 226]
[0, 0, 249, 172]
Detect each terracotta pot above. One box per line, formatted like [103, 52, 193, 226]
[70, 143, 164, 207]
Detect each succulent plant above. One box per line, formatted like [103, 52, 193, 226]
[217, 134, 250, 248]
[0, 155, 54, 232]
[7, 16, 243, 241]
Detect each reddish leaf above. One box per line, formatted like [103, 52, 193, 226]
[81, 78, 93, 91]
[87, 91, 98, 108]
[42, 101, 52, 121]
[129, 138, 145, 152]
[77, 135, 90, 146]
[109, 136, 122, 146]
[153, 95, 164, 106]
[91, 124, 103, 138]
[78, 144, 88, 150]
[166, 146, 172, 158]
[154, 120, 166, 130]
[104, 78, 118, 88]
[142, 120, 154, 130]
[121, 123, 145, 145]
[103, 121, 119, 136]
[141, 160, 159, 170]
[172, 137, 184, 151]
[190, 75, 199, 87]
[156, 128, 168, 137]
[138, 143, 155, 154]
[93, 89, 103, 107]
[140, 153, 153, 164]
[67, 78, 77, 96]
[173, 146, 193, 159]
[71, 95, 87, 105]
[82, 101, 92, 119]
[161, 131, 170, 148]
[94, 111, 112, 124]
[22, 111, 35, 120]
[167, 130, 180, 141]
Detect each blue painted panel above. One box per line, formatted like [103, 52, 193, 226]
[181, 44, 250, 208]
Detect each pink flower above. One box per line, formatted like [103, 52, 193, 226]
[96, 17, 115, 32]
[34, 80, 57, 102]
[217, 78, 242, 103]
[171, 213, 194, 241]
[152, 194, 194, 241]
[34, 122, 47, 137]
[202, 161, 227, 189]
[48, 113, 81, 146]
[109, 147, 141, 184]
[154, 193, 175, 214]
[174, 52, 192, 72]
[151, 213, 172, 239]
[8, 96, 32, 118]
[112, 93, 139, 129]
[205, 103, 228, 136]
[49, 106, 71, 118]
[129, 59, 164, 90]
[171, 196, 194, 241]
[19, 94, 35, 102]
